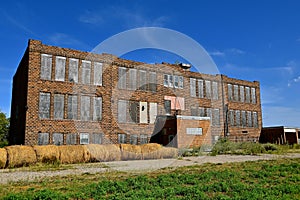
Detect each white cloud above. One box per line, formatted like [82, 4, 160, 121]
[79, 11, 104, 24]
[227, 48, 245, 55]
[209, 48, 245, 57]
[209, 50, 225, 57]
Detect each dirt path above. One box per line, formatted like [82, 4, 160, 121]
[1, 153, 299, 184]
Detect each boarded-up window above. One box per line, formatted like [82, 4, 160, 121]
[190, 78, 196, 97]
[179, 76, 184, 89]
[91, 133, 103, 144]
[164, 100, 171, 115]
[235, 110, 240, 126]
[251, 87, 256, 104]
[54, 94, 64, 119]
[240, 86, 245, 102]
[247, 111, 252, 127]
[149, 72, 157, 92]
[55, 56, 66, 81]
[205, 80, 211, 99]
[38, 133, 49, 145]
[68, 58, 78, 83]
[139, 70, 147, 90]
[118, 134, 126, 144]
[94, 62, 103, 86]
[128, 69, 137, 90]
[118, 67, 126, 89]
[241, 111, 246, 127]
[81, 60, 91, 84]
[80, 96, 90, 121]
[39, 92, 50, 119]
[80, 133, 89, 144]
[53, 133, 63, 145]
[245, 87, 250, 103]
[149, 102, 157, 124]
[41, 54, 52, 80]
[118, 100, 127, 123]
[140, 134, 148, 144]
[253, 112, 258, 128]
[139, 102, 148, 123]
[93, 97, 102, 121]
[212, 81, 218, 100]
[129, 101, 138, 123]
[130, 134, 138, 145]
[66, 134, 77, 145]
[234, 85, 239, 101]
[229, 110, 234, 126]
[212, 109, 220, 126]
[228, 84, 233, 101]
[198, 79, 204, 98]
[199, 107, 205, 117]
[191, 106, 198, 116]
[67, 95, 77, 119]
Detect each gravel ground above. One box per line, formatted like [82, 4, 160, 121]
[0, 153, 299, 185]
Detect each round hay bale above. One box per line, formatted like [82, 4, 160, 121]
[141, 143, 162, 160]
[87, 144, 121, 162]
[160, 147, 178, 159]
[0, 148, 7, 169]
[33, 145, 60, 163]
[5, 145, 37, 168]
[58, 145, 90, 164]
[120, 144, 142, 160]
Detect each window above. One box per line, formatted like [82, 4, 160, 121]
[228, 84, 233, 101]
[53, 133, 63, 145]
[90, 133, 103, 144]
[140, 134, 148, 144]
[130, 134, 138, 145]
[187, 128, 203, 135]
[66, 134, 77, 145]
[93, 97, 102, 121]
[174, 75, 179, 88]
[190, 78, 196, 97]
[235, 110, 240, 126]
[251, 87, 256, 104]
[240, 86, 245, 102]
[139, 70, 147, 90]
[164, 100, 171, 115]
[54, 94, 64, 119]
[129, 101, 138, 123]
[233, 85, 239, 101]
[68, 58, 78, 83]
[118, 67, 126, 89]
[206, 108, 212, 119]
[118, 100, 127, 123]
[191, 106, 198, 116]
[118, 134, 127, 144]
[55, 56, 66, 81]
[139, 102, 148, 123]
[39, 92, 50, 119]
[247, 111, 252, 127]
[128, 69, 137, 90]
[168, 75, 173, 87]
[149, 102, 157, 124]
[245, 87, 250, 103]
[253, 112, 258, 128]
[241, 111, 246, 127]
[205, 80, 211, 99]
[41, 54, 52, 80]
[81, 60, 91, 84]
[163, 74, 168, 87]
[149, 72, 157, 92]
[67, 95, 77, 119]
[94, 62, 103, 86]
[80, 96, 90, 121]
[38, 133, 49, 145]
[80, 133, 89, 144]
[212, 81, 218, 100]
[198, 79, 204, 98]
[229, 110, 234, 126]
[179, 76, 184, 89]
[199, 107, 205, 117]
[212, 109, 220, 126]
[164, 74, 183, 89]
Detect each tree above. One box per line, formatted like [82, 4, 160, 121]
[0, 110, 9, 147]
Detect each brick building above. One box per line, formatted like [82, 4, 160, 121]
[9, 39, 262, 148]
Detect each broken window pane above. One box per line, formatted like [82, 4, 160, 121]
[251, 87, 256, 104]
[247, 111, 252, 127]
[245, 86, 250, 103]
[235, 110, 240, 126]
[68, 58, 78, 83]
[139, 70, 147, 90]
[234, 85, 239, 101]
[205, 80, 211, 99]
[41, 54, 52, 80]
[212, 81, 218, 100]
[174, 75, 179, 88]
[139, 102, 148, 123]
[179, 76, 184, 89]
[198, 79, 204, 98]
[39, 92, 50, 119]
[130, 134, 138, 145]
[168, 75, 173, 87]
[80, 96, 90, 121]
[128, 68, 137, 90]
[66, 133, 77, 145]
[240, 86, 245, 102]
[80, 133, 89, 144]
[241, 111, 246, 127]
[228, 84, 233, 101]
[253, 112, 258, 128]
[54, 94, 64, 119]
[38, 133, 49, 145]
[118, 100, 127, 123]
[68, 95, 78, 120]
[55, 56, 66, 81]
[81, 60, 91, 84]
[129, 101, 138, 123]
[190, 78, 196, 97]
[94, 62, 103, 86]
[206, 108, 212, 119]
[140, 134, 148, 144]
[164, 100, 171, 115]
[53, 133, 63, 145]
[118, 67, 126, 89]
[199, 107, 205, 117]
[229, 110, 234, 126]
[149, 72, 157, 92]
[163, 74, 168, 87]
[118, 134, 126, 144]
[93, 97, 102, 121]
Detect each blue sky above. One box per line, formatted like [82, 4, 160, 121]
[0, 0, 299, 127]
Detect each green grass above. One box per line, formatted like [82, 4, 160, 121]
[1, 158, 300, 199]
